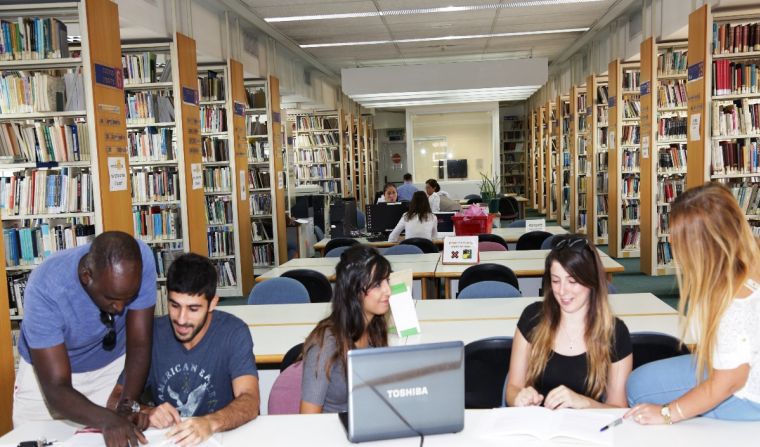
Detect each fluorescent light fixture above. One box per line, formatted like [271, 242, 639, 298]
[301, 28, 588, 48]
[266, 0, 604, 23]
[351, 85, 542, 108]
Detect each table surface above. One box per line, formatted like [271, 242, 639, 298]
[5, 407, 756, 447]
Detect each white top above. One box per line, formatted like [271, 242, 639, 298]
[713, 282, 760, 402]
[377, 196, 386, 203]
[388, 214, 438, 242]
[428, 192, 441, 212]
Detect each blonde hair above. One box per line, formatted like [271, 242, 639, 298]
[525, 236, 616, 400]
[670, 182, 760, 380]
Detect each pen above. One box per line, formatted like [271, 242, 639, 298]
[599, 417, 623, 432]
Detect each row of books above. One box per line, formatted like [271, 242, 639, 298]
[252, 221, 272, 241]
[504, 153, 524, 164]
[658, 116, 687, 140]
[205, 195, 233, 225]
[596, 106, 609, 126]
[657, 49, 687, 76]
[728, 182, 760, 216]
[596, 218, 608, 238]
[576, 93, 587, 112]
[657, 80, 688, 109]
[577, 158, 589, 177]
[253, 243, 275, 267]
[597, 128, 608, 147]
[622, 176, 640, 198]
[207, 227, 235, 257]
[711, 139, 760, 175]
[250, 192, 272, 216]
[246, 116, 267, 136]
[151, 244, 182, 279]
[596, 194, 608, 214]
[155, 286, 169, 316]
[295, 116, 338, 131]
[125, 91, 174, 125]
[203, 166, 231, 193]
[122, 51, 170, 85]
[622, 227, 640, 250]
[712, 22, 760, 55]
[200, 105, 227, 133]
[213, 259, 237, 287]
[295, 165, 340, 181]
[7, 275, 25, 321]
[0, 71, 83, 114]
[622, 202, 640, 221]
[0, 17, 69, 61]
[578, 211, 587, 228]
[295, 132, 339, 147]
[132, 205, 181, 242]
[712, 99, 760, 136]
[622, 125, 640, 145]
[622, 70, 641, 90]
[3, 222, 94, 267]
[131, 168, 179, 203]
[658, 178, 685, 204]
[248, 167, 271, 189]
[198, 72, 225, 102]
[658, 144, 688, 172]
[657, 239, 674, 266]
[623, 99, 641, 119]
[596, 152, 608, 172]
[245, 87, 266, 109]
[201, 136, 229, 163]
[128, 127, 174, 162]
[295, 148, 339, 163]
[596, 85, 609, 104]
[317, 181, 341, 194]
[659, 211, 671, 235]
[248, 140, 270, 163]
[0, 120, 89, 163]
[0, 169, 93, 216]
[713, 60, 760, 97]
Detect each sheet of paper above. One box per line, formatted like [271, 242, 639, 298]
[442, 236, 479, 264]
[641, 136, 650, 159]
[387, 270, 420, 337]
[191, 163, 203, 190]
[476, 407, 614, 445]
[107, 157, 127, 191]
[690, 113, 701, 141]
[526, 219, 546, 232]
[61, 428, 222, 447]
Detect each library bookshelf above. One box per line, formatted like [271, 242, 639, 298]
[501, 115, 526, 195]
[586, 74, 609, 245]
[557, 95, 571, 227]
[570, 85, 589, 234]
[289, 111, 343, 196]
[537, 106, 546, 214]
[528, 109, 539, 209]
[544, 101, 557, 220]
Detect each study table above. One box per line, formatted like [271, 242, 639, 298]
[5, 408, 756, 447]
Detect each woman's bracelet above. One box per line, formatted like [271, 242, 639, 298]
[674, 400, 686, 421]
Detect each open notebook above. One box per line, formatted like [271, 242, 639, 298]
[476, 407, 621, 445]
[61, 427, 222, 447]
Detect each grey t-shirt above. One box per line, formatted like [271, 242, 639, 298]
[301, 330, 347, 413]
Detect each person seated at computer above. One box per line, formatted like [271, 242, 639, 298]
[387, 191, 438, 243]
[505, 235, 632, 409]
[425, 178, 460, 212]
[376, 183, 398, 203]
[300, 245, 391, 414]
[626, 183, 760, 424]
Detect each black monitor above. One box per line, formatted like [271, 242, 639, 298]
[434, 212, 456, 232]
[330, 197, 358, 237]
[447, 159, 468, 179]
[366, 202, 408, 233]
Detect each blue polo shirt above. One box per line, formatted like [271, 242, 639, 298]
[397, 182, 418, 201]
[18, 241, 156, 373]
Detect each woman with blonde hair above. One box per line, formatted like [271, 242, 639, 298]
[505, 235, 632, 409]
[626, 182, 760, 423]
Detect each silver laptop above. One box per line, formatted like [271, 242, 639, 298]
[340, 341, 465, 443]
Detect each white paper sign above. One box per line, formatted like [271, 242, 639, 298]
[642, 136, 650, 159]
[442, 236, 479, 264]
[191, 163, 203, 190]
[609, 130, 615, 150]
[388, 270, 421, 337]
[526, 219, 546, 232]
[239, 170, 247, 200]
[690, 113, 701, 141]
[277, 171, 284, 189]
[107, 157, 127, 191]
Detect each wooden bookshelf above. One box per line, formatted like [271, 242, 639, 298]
[537, 106, 546, 214]
[688, 5, 760, 238]
[290, 111, 343, 197]
[528, 110, 539, 209]
[501, 115, 526, 195]
[571, 85, 589, 234]
[267, 76, 288, 263]
[557, 95, 571, 227]
[544, 101, 556, 220]
[608, 59, 642, 258]
[587, 74, 609, 244]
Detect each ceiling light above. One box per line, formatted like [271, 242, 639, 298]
[265, 0, 604, 23]
[301, 28, 588, 48]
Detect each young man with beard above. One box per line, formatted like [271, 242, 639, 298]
[108, 253, 260, 446]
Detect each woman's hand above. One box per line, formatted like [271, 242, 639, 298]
[513, 386, 544, 407]
[544, 385, 591, 409]
[624, 403, 668, 425]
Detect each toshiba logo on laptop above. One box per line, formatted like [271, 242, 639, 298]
[386, 386, 429, 399]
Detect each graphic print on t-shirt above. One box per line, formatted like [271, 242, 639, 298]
[156, 362, 219, 417]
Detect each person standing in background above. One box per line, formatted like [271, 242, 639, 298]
[396, 173, 417, 201]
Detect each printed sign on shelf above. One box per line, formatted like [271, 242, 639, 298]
[690, 114, 701, 141]
[191, 163, 203, 190]
[107, 157, 127, 191]
[526, 219, 546, 232]
[442, 236, 479, 265]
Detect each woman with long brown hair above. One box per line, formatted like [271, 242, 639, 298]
[626, 183, 760, 423]
[505, 235, 632, 408]
[387, 190, 438, 242]
[300, 245, 391, 413]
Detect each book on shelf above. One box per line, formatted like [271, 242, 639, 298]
[0, 168, 93, 216]
[712, 21, 760, 55]
[203, 166, 232, 192]
[622, 227, 641, 249]
[248, 139, 270, 162]
[621, 125, 640, 145]
[657, 239, 674, 265]
[711, 60, 760, 97]
[205, 195, 233, 225]
[132, 205, 181, 242]
[657, 48, 688, 76]
[658, 116, 687, 140]
[0, 70, 84, 114]
[245, 87, 266, 108]
[712, 99, 760, 136]
[131, 168, 179, 203]
[248, 167, 271, 189]
[253, 243, 274, 267]
[151, 244, 182, 279]
[201, 136, 229, 163]
[249, 192, 272, 216]
[623, 70, 641, 90]
[198, 70, 225, 101]
[251, 220, 272, 241]
[7, 274, 27, 318]
[658, 177, 685, 203]
[622, 176, 640, 197]
[207, 226, 235, 257]
[658, 144, 688, 171]
[657, 79, 688, 108]
[128, 127, 174, 162]
[246, 115, 268, 135]
[3, 221, 94, 267]
[728, 183, 760, 216]
[201, 105, 227, 133]
[0, 17, 70, 61]
[212, 259, 237, 287]
[0, 120, 89, 163]
[126, 91, 174, 125]
[711, 139, 760, 175]
[122, 51, 157, 85]
[623, 98, 641, 118]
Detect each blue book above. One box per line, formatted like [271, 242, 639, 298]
[40, 222, 51, 257]
[19, 228, 33, 264]
[3, 228, 18, 267]
[45, 174, 56, 211]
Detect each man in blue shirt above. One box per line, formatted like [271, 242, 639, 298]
[14, 231, 156, 447]
[396, 173, 418, 201]
[109, 253, 260, 446]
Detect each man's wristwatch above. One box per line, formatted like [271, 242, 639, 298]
[661, 404, 673, 425]
[118, 398, 141, 415]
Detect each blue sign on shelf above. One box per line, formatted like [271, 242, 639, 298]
[273, 111, 281, 123]
[182, 87, 199, 106]
[94, 63, 123, 89]
[688, 62, 705, 82]
[608, 97, 617, 108]
[234, 101, 246, 117]
[640, 81, 651, 96]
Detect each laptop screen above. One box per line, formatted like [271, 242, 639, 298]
[344, 341, 465, 443]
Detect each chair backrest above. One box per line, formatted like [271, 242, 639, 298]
[466, 198, 482, 205]
[458, 281, 521, 299]
[324, 237, 359, 255]
[267, 360, 304, 415]
[383, 244, 424, 255]
[325, 246, 352, 258]
[458, 263, 520, 292]
[399, 237, 439, 253]
[464, 194, 482, 201]
[281, 342, 304, 372]
[540, 234, 561, 250]
[281, 269, 333, 303]
[464, 337, 513, 409]
[478, 233, 508, 249]
[247, 277, 310, 305]
[507, 219, 526, 228]
[478, 241, 507, 252]
[498, 197, 519, 217]
[631, 332, 690, 369]
[516, 231, 553, 250]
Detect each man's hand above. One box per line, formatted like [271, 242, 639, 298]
[101, 411, 147, 447]
[148, 402, 182, 429]
[167, 417, 215, 447]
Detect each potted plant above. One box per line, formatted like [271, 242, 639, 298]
[479, 172, 501, 213]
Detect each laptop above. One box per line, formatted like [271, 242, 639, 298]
[339, 341, 465, 443]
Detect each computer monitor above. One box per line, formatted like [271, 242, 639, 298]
[447, 159, 468, 179]
[341, 341, 465, 443]
[434, 212, 456, 232]
[366, 202, 408, 234]
[330, 197, 358, 237]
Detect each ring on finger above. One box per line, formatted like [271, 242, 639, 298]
[635, 414, 642, 422]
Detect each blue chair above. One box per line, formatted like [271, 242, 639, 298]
[247, 277, 310, 305]
[383, 244, 424, 255]
[507, 219, 525, 228]
[314, 225, 325, 241]
[458, 281, 521, 299]
[540, 234, 561, 249]
[324, 238, 358, 255]
[357, 210, 366, 230]
[325, 246, 352, 257]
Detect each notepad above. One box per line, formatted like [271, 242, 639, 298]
[476, 407, 615, 445]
